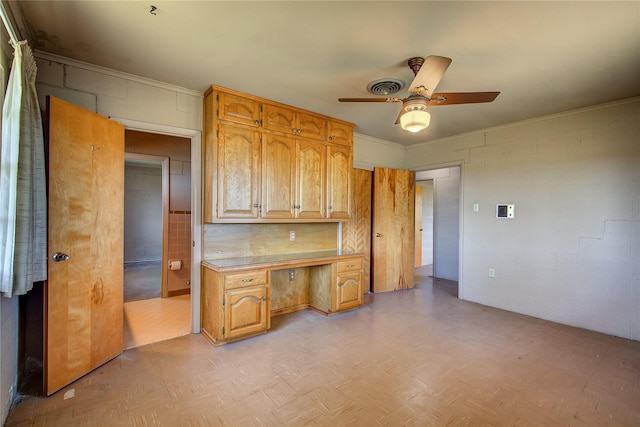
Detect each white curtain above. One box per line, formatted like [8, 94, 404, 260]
[0, 41, 47, 297]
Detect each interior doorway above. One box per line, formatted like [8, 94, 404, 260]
[122, 130, 192, 349]
[415, 166, 461, 294]
[124, 154, 169, 302]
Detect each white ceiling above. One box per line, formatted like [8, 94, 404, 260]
[7, 1, 640, 145]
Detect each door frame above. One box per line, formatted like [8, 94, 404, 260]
[112, 117, 202, 333]
[124, 153, 170, 298]
[413, 162, 464, 299]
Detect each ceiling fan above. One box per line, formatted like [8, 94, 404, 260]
[339, 56, 500, 133]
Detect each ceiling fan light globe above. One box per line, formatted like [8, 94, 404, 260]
[400, 110, 431, 132]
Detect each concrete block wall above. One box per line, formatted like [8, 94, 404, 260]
[406, 98, 640, 341]
[34, 53, 202, 131]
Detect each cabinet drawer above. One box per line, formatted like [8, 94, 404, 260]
[224, 270, 268, 289]
[336, 258, 362, 273]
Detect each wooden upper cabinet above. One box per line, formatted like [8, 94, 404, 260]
[261, 133, 296, 219]
[296, 139, 326, 219]
[217, 91, 261, 127]
[263, 103, 327, 141]
[327, 145, 352, 219]
[297, 111, 326, 141]
[217, 123, 261, 219]
[327, 120, 353, 146]
[204, 85, 353, 222]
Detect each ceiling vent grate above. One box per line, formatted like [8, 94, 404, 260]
[366, 78, 405, 95]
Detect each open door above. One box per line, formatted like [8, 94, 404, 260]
[372, 167, 415, 292]
[45, 96, 124, 395]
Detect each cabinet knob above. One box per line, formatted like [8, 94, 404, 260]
[262, 296, 267, 301]
[328, 206, 332, 210]
[254, 119, 260, 125]
[376, 233, 382, 237]
[328, 136, 333, 141]
[253, 204, 259, 208]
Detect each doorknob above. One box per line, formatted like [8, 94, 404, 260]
[52, 252, 70, 262]
[376, 233, 382, 237]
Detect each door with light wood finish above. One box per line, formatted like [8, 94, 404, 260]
[296, 139, 326, 219]
[372, 167, 415, 292]
[216, 123, 261, 219]
[46, 96, 124, 395]
[326, 145, 352, 219]
[415, 184, 423, 267]
[261, 133, 296, 219]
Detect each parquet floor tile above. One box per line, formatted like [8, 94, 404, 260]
[6, 269, 640, 426]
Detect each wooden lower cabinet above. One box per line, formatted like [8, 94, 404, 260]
[224, 286, 269, 340]
[201, 267, 270, 346]
[309, 256, 363, 315]
[201, 254, 363, 345]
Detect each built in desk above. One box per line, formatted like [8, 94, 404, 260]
[201, 250, 364, 345]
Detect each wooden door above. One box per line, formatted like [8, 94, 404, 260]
[415, 185, 423, 267]
[216, 123, 261, 219]
[46, 96, 124, 395]
[326, 145, 352, 219]
[372, 167, 415, 292]
[261, 133, 296, 219]
[296, 139, 326, 219]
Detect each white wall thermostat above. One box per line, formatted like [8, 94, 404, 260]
[496, 204, 515, 219]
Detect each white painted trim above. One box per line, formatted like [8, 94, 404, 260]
[112, 117, 202, 334]
[34, 50, 203, 98]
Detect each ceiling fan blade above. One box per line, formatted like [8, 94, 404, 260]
[338, 98, 402, 103]
[408, 55, 452, 97]
[428, 92, 500, 106]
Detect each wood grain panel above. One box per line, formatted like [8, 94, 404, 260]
[270, 268, 310, 314]
[309, 264, 333, 313]
[46, 96, 124, 395]
[342, 168, 372, 293]
[203, 223, 338, 260]
[372, 167, 415, 292]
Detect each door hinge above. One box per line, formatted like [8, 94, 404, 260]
[222, 326, 225, 335]
[222, 296, 225, 306]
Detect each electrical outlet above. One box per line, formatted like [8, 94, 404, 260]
[289, 230, 296, 241]
[289, 269, 295, 281]
[488, 268, 496, 278]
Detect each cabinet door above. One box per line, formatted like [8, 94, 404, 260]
[224, 286, 268, 340]
[261, 133, 296, 219]
[263, 104, 295, 135]
[218, 91, 261, 127]
[297, 111, 326, 141]
[296, 139, 326, 219]
[217, 124, 261, 219]
[335, 271, 362, 312]
[327, 120, 353, 146]
[327, 145, 352, 219]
